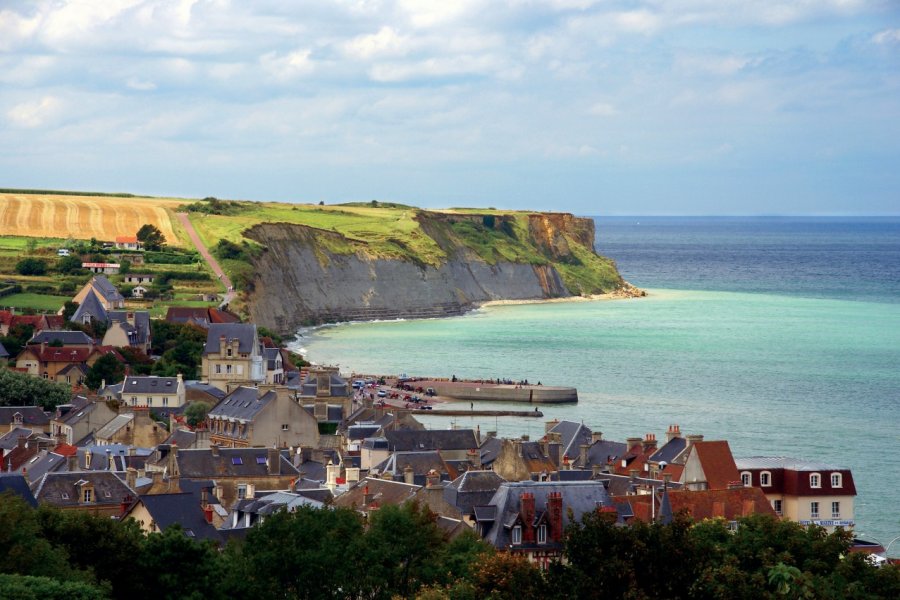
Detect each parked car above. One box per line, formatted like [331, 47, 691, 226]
[57, 248, 70, 256]
[426, 388, 436, 396]
[377, 390, 387, 398]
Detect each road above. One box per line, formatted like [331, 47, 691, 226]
[175, 212, 235, 308]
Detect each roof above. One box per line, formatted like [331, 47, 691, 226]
[691, 441, 740, 490]
[479, 436, 502, 467]
[548, 420, 592, 459]
[0, 427, 34, 450]
[89, 275, 124, 304]
[108, 311, 151, 345]
[71, 289, 108, 323]
[586, 439, 628, 468]
[208, 387, 276, 427]
[229, 491, 324, 522]
[122, 375, 180, 395]
[617, 486, 776, 523]
[650, 437, 687, 464]
[378, 451, 455, 482]
[164, 428, 197, 448]
[0, 341, 8, 358]
[385, 429, 479, 452]
[444, 470, 506, 516]
[477, 481, 613, 549]
[165, 307, 241, 328]
[735, 456, 850, 472]
[334, 477, 421, 510]
[116, 236, 138, 243]
[0, 474, 38, 507]
[300, 372, 349, 398]
[32, 470, 136, 507]
[94, 414, 134, 441]
[185, 381, 227, 401]
[133, 493, 221, 542]
[175, 448, 300, 479]
[204, 323, 258, 355]
[0, 406, 49, 427]
[28, 330, 94, 346]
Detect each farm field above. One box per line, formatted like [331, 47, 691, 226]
[0, 293, 70, 312]
[0, 193, 187, 247]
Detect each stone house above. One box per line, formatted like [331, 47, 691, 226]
[201, 323, 265, 392]
[31, 470, 136, 517]
[104, 374, 186, 410]
[50, 400, 119, 445]
[102, 311, 152, 354]
[15, 342, 123, 381]
[492, 438, 560, 482]
[0, 406, 49, 435]
[115, 236, 142, 250]
[93, 410, 169, 447]
[206, 385, 319, 449]
[69, 275, 126, 313]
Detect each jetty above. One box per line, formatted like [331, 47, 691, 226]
[419, 409, 544, 418]
[376, 376, 578, 404]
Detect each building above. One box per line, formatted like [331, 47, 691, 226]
[735, 457, 857, 531]
[492, 438, 560, 482]
[105, 374, 187, 410]
[679, 440, 741, 491]
[82, 262, 121, 275]
[124, 492, 221, 543]
[123, 274, 155, 285]
[0, 406, 50, 435]
[31, 470, 136, 516]
[27, 330, 94, 347]
[15, 342, 123, 382]
[165, 307, 240, 329]
[69, 275, 126, 314]
[50, 400, 119, 445]
[206, 385, 319, 449]
[102, 311, 152, 354]
[115, 236, 142, 250]
[93, 411, 169, 447]
[0, 311, 64, 336]
[201, 323, 265, 392]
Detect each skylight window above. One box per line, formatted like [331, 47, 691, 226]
[256, 456, 267, 464]
[232, 456, 243, 465]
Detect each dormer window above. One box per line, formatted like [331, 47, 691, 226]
[227, 348, 233, 357]
[760, 471, 771, 487]
[537, 524, 547, 544]
[740, 472, 751, 487]
[809, 473, 821, 488]
[83, 487, 94, 503]
[511, 525, 522, 545]
[830, 473, 842, 488]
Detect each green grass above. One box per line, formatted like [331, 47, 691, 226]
[0, 293, 70, 311]
[148, 299, 219, 318]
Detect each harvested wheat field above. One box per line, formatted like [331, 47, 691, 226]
[0, 193, 185, 246]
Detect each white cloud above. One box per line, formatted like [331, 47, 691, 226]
[126, 77, 157, 91]
[872, 28, 900, 45]
[344, 26, 409, 59]
[260, 49, 316, 82]
[0, 7, 42, 51]
[6, 96, 62, 128]
[588, 102, 618, 116]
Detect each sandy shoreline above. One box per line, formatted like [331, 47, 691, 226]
[478, 285, 646, 308]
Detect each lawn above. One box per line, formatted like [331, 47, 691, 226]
[0, 293, 70, 312]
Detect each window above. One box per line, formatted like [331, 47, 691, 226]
[237, 484, 247, 499]
[256, 456, 267, 465]
[83, 488, 93, 503]
[831, 502, 840, 518]
[227, 348, 233, 357]
[226, 364, 233, 374]
[810, 501, 819, 518]
[131, 397, 137, 406]
[146, 396, 152, 406]
[831, 473, 842, 488]
[215, 364, 222, 374]
[511, 525, 522, 545]
[809, 473, 821, 488]
[162, 397, 168, 406]
[537, 524, 547, 544]
[773, 499, 783, 516]
[282, 424, 289, 431]
[232, 456, 243, 465]
[741, 472, 751, 487]
[760, 471, 771, 487]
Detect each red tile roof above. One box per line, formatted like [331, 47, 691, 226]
[692, 441, 740, 490]
[615, 487, 776, 523]
[116, 236, 138, 243]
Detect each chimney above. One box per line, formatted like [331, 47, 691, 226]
[520, 492, 536, 543]
[591, 463, 602, 477]
[403, 465, 414, 485]
[106, 448, 115, 470]
[267, 448, 281, 475]
[246, 483, 255, 499]
[201, 486, 209, 507]
[167, 443, 179, 478]
[666, 424, 682, 443]
[626, 437, 642, 451]
[685, 434, 704, 448]
[84, 449, 92, 469]
[203, 505, 214, 524]
[16, 435, 26, 450]
[642, 433, 658, 454]
[66, 453, 78, 472]
[548, 491, 563, 543]
[544, 419, 559, 434]
[591, 430, 603, 444]
[210, 443, 219, 457]
[425, 469, 440, 489]
[363, 484, 374, 506]
[126, 467, 137, 490]
[541, 436, 550, 459]
[579, 443, 590, 468]
[466, 448, 482, 470]
[120, 495, 132, 517]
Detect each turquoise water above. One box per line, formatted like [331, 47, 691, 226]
[295, 218, 900, 545]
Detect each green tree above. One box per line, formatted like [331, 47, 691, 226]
[134, 526, 223, 600]
[0, 369, 71, 409]
[136, 224, 166, 251]
[84, 353, 125, 391]
[184, 401, 211, 428]
[57, 255, 84, 275]
[0, 574, 109, 600]
[0, 493, 71, 579]
[15, 258, 47, 276]
[62, 301, 79, 323]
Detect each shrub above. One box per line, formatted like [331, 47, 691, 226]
[16, 258, 47, 276]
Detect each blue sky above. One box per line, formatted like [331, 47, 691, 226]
[1, 0, 899, 214]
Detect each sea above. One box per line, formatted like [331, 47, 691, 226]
[294, 216, 900, 545]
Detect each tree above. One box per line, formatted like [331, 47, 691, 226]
[62, 301, 79, 322]
[136, 224, 166, 251]
[184, 401, 211, 428]
[134, 526, 224, 600]
[0, 493, 71, 580]
[84, 353, 125, 391]
[57, 255, 84, 275]
[0, 369, 71, 409]
[0, 574, 110, 600]
[16, 258, 47, 275]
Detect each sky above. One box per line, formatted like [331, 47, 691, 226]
[1, 0, 899, 215]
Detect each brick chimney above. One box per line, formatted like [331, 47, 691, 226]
[520, 492, 535, 543]
[403, 464, 414, 485]
[579, 443, 590, 468]
[167, 443, 179, 478]
[425, 469, 440, 489]
[16, 435, 26, 450]
[66, 453, 78, 472]
[642, 433, 658, 454]
[267, 447, 281, 475]
[666, 424, 682, 443]
[548, 491, 563, 543]
[626, 437, 642, 451]
[591, 430, 603, 444]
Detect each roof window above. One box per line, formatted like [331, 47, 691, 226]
[232, 456, 243, 465]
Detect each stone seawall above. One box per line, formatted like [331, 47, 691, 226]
[428, 382, 578, 404]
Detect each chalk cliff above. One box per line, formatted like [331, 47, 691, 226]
[243, 212, 627, 333]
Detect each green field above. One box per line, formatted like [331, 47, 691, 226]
[0, 293, 69, 312]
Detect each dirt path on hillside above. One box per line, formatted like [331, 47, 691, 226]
[175, 212, 235, 308]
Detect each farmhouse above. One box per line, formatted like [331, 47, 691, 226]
[123, 274, 155, 285]
[69, 275, 126, 313]
[115, 236, 142, 250]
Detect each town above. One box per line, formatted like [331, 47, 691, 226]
[0, 235, 896, 599]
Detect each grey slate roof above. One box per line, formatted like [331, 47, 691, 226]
[0, 341, 8, 358]
[108, 311, 151, 346]
[122, 375, 180, 395]
[94, 414, 134, 441]
[56, 363, 88, 377]
[29, 330, 93, 346]
[176, 448, 300, 479]
[164, 428, 198, 448]
[0, 473, 38, 507]
[185, 381, 227, 401]
[90, 275, 125, 304]
[209, 386, 276, 428]
[21, 451, 65, 484]
[134, 493, 221, 542]
[203, 323, 258, 355]
[378, 451, 450, 480]
[0, 427, 34, 450]
[385, 429, 479, 452]
[477, 481, 613, 549]
[479, 436, 502, 467]
[348, 425, 381, 441]
[650, 437, 687, 464]
[548, 420, 593, 460]
[444, 470, 506, 516]
[264, 347, 281, 369]
[71, 289, 108, 323]
[32, 470, 135, 507]
[300, 372, 349, 398]
[0, 406, 50, 428]
[586, 439, 629, 468]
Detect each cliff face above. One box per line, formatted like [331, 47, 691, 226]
[244, 212, 623, 333]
